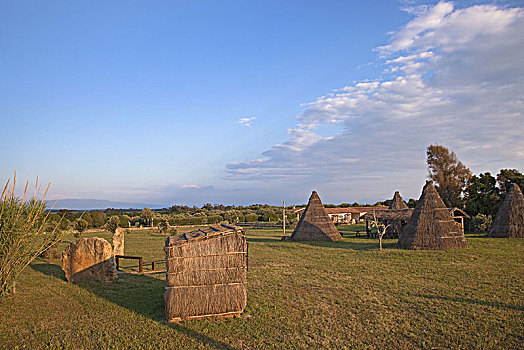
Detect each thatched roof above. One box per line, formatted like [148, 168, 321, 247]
[449, 208, 470, 219]
[389, 191, 408, 209]
[397, 182, 469, 249]
[289, 191, 342, 241]
[169, 224, 243, 244]
[488, 183, 524, 238]
[362, 208, 414, 222]
[164, 224, 247, 321]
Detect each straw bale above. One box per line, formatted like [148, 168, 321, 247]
[290, 191, 342, 241]
[164, 224, 247, 321]
[488, 183, 524, 238]
[398, 182, 469, 249]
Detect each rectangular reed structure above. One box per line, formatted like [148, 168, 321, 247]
[164, 224, 247, 322]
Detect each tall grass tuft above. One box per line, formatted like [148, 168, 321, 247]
[0, 174, 65, 299]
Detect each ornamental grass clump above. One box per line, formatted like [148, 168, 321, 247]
[0, 176, 65, 299]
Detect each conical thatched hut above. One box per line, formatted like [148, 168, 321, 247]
[398, 182, 469, 249]
[488, 183, 524, 238]
[164, 224, 247, 322]
[289, 191, 342, 241]
[389, 191, 409, 209]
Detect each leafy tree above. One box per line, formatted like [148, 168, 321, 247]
[74, 218, 89, 238]
[140, 208, 153, 227]
[497, 169, 524, 195]
[426, 144, 472, 207]
[470, 214, 493, 233]
[464, 172, 500, 217]
[118, 214, 130, 228]
[82, 212, 94, 228]
[0, 178, 66, 299]
[106, 216, 119, 233]
[407, 199, 418, 208]
[158, 218, 170, 233]
[57, 209, 76, 221]
[90, 211, 107, 228]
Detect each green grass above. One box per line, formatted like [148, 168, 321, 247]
[0, 226, 523, 349]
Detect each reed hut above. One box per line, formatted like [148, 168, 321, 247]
[398, 182, 469, 249]
[389, 191, 409, 209]
[164, 224, 247, 322]
[363, 208, 413, 239]
[289, 191, 342, 241]
[488, 183, 524, 238]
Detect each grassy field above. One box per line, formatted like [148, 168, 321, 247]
[0, 226, 522, 349]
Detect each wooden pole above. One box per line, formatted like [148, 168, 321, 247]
[283, 201, 286, 236]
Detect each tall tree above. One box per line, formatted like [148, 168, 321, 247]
[426, 144, 472, 208]
[140, 207, 154, 227]
[464, 172, 500, 217]
[497, 169, 524, 195]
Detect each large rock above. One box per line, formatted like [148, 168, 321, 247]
[113, 227, 125, 256]
[62, 237, 117, 283]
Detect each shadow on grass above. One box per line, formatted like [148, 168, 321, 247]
[31, 263, 238, 349]
[465, 234, 489, 238]
[32, 262, 66, 280]
[293, 240, 399, 251]
[246, 237, 282, 243]
[416, 294, 524, 312]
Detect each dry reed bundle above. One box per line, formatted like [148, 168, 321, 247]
[488, 183, 524, 238]
[289, 191, 342, 241]
[164, 224, 247, 322]
[398, 182, 469, 249]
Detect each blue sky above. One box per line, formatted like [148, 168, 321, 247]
[1, 1, 523, 206]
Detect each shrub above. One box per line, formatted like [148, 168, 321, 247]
[118, 215, 130, 228]
[158, 218, 170, 233]
[73, 218, 89, 238]
[470, 214, 492, 233]
[106, 216, 119, 233]
[0, 177, 65, 299]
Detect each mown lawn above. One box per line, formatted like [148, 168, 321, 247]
[0, 226, 522, 349]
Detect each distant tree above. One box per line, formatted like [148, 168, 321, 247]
[158, 218, 170, 233]
[464, 172, 500, 217]
[90, 211, 107, 228]
[57, 209, 76, 221]
[497, 169, 524, 195]
[118, 214, 130, 228]
[140, 208, 153, 227]
[73, 218, 89, 238]
[407, 199, 418, 208]
[106, 216, 119, 233]
[426, 144, 472, 207]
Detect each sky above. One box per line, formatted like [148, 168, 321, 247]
[1, 0, 523, 206]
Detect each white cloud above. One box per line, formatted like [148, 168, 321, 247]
[226, 2, 524, 203]
[182, 184, 200, 189]
[238, 117, 257, 127]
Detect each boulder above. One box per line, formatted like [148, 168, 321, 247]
[113, 227, 125, 256]
[61, 237, 117, 283]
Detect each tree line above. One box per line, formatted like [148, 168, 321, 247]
[426, 144, 523, 232]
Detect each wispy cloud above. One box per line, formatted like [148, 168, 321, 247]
[238, 117, 257, 127]
[227, 2, 524, 201]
